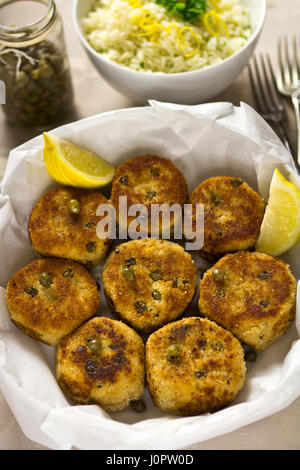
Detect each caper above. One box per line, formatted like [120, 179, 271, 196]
[217, 288, 226, 298]
[152, 290, 162, 301]
[260, 299, 270, 308]
[87, 338, 102, 356]
[212, 268, 226, 282]
[231, 178, 243, 187]
[211, 342, 224, 352]
[166, 344, 182, 363]
[124, 257, 136, 267]
[85, 359, 98, 377]
[134, 300, 147, 313]
[63, 268, 74, 278]
[114, 355, 125, 365]
[146, 190, 157, 200]
[195, 371, 206, 379]
[244, 350, 257, 363]
[39, 63, 54, 79]
[39, 272, 53, 288]
[86, 221, 96, 229]
[257, 271, 270, 280]
[86, 241, 96, 253]
[211, 192, 221, 206]
[131, 399, 147, 413]
[150, 270, 162, 281]
[68, 199, 80, 215]
[24, 286, 38, 297]
[119, 175, 129, 186]
[122, 267, 135, 281]
[150, 168, 160, 177]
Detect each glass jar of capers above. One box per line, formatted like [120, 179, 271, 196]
[0, 0, 73, 128]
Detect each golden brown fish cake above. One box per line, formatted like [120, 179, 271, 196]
[199, 251, 296, 351]
[102, 239, 197, 333]
[110, 154, 187, 236]
[6, 258, 100, 346]
[146, 317, 246, 416]
[28, 186, 111, 267]
[56, 317, 145, 412]
[187, 176, 265, 260]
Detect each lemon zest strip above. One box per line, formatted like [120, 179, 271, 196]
[203, 10, 229, 37]
[126, 0, 229, 58]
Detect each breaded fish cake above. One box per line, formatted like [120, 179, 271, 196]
[6, 258, 100, 346]
[56, 317, 145, 412]
[199, 251, 296, 351]
[187, 176, 265, 260]
[102, 239, 197, 333]
[110, 154, 187, 236]
[28, 186, 111, 267]
[146, 317, 246, 415]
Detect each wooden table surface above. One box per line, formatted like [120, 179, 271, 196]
[0, 0, 300, 450]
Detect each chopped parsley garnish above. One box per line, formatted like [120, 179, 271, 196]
[155, 0, 208, 23]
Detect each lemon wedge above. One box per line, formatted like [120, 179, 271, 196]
[43, 132, 115, 188]
[256, 168, 300, 256]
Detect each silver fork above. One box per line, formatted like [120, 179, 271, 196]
[277, 36, 300, 166]
[248, 54, 299, 172]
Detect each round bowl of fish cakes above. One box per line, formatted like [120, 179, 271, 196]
[146, 317, 246, 415]
[28, 186, 112, 268]
[102, 238, 197, 333]
[199, 251, 297, 351]
[187, 176, 265, 260]
[6, 258, 100, 346]
[56, 317, 145, 412]
[110, 154, 187, 237]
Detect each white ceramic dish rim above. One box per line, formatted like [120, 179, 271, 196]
[73, 0, 267, 79]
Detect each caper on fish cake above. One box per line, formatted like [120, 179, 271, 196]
[102, 239, 197, 333]
[56, 317, 145, 412]
[6, 258, 100, 346]
[187, 176, 265, 260]
[28, 186, 111, 267]
[111, 154, 187, 236]
[146, 317, 246, 415]
[199, 251, 296, 351]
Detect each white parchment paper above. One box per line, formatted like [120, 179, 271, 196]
[0, 101, 300, 450]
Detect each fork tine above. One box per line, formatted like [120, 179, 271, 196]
[284, 35, 293, 85]
[277, 37, 286, 88]
[260, 54, 277, 111]
[292, 35, 300, 84]
[248, 58, 267, 114]
[253, 55, 269, 112]
[265, 53, 285, 111]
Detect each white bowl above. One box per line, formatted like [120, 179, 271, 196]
[73, 0, 267, 105]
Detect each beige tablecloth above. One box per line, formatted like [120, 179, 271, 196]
[0, 0, 300, 450]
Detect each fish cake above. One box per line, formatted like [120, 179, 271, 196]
[199, 251, 296, 351]
[56, 317, 145, 412]
[102, 238, 197, 333]
[187, 176, 265, 260]
[146, 317, 246, 416]
[110, 154, 187, 236]
[6, 258, 100, 346]
[28, 186, 111, 267]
